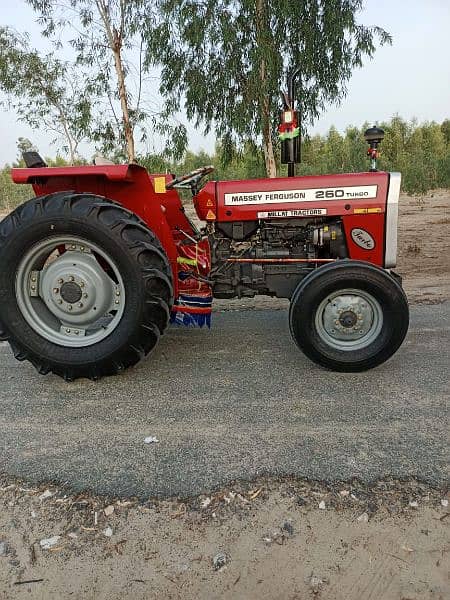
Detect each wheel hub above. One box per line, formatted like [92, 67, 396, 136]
[60, 281, 82, 304]
[339, 310, 358, 328]
[16, 236, 125, 347]
[315, 289, 383, 351]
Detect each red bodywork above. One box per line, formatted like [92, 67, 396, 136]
[195, 171, 390, 267]
[11, 165, 395, 310]
[11, 164, 211, 305]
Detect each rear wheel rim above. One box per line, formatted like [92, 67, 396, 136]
[315, 288, 383, 351]
[15, 235, 126, 348]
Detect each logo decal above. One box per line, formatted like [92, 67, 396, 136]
[351, 228, 375, 250]
[224, 185, 378, 205]
[257, 208, 327, 218]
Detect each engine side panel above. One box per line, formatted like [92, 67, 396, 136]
[196, 172, 392, 267]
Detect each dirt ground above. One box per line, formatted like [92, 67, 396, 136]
[0, 191, 449, 599]
[397, 190, 450, 304]
[0, 477, 448, 600]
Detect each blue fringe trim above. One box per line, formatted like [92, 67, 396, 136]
[170, 294, 212, 329]
[170, 310, 211, 328]
[178, 294, 213, 307]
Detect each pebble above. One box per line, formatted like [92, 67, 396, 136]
[212, 552, 228, 571]
[104, 505, 115, 517]
[0, 541, 8, 556]
[282, 522, 294, 536]
[144, 436, 159, 444]
[441, 499, 448, 508]
[357, 512, 369, 523]
[40, 536, 61, 550]
[201, 497, 211, 509]
[39, 490, 53, 501]
[103, 526, 113, 538]
[318, 501, 326, 510]
[409, 501, 419, 508]
[308, 574, 328, 593]
[263, 530, 282, 545]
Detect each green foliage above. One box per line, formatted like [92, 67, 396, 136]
[173, 117, 450, 194]
[0, 167, 32, 212]
[2, 117, 449, 213]
[26, 0, 186, 161]
[0, 26, 92, 163]
[147, 0, 391, 175]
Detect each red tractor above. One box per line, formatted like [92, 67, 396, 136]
[0, 111, 409, 381]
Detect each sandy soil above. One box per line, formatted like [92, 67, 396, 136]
[0, 476, 448, 600]
[397, 190, 450, 304]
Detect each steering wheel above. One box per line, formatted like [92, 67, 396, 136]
[165, 165, 215, 190]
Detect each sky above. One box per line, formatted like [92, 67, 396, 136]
[0, 0, 449, 166]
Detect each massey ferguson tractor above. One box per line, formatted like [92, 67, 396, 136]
[0, 79, 409, 381]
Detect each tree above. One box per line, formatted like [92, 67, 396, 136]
[27, 0, 161, 162]
[0, 27, 92, 164]
[148, 0, 391, 177]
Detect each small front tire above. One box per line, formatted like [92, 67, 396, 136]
[289, 261, 409, 372]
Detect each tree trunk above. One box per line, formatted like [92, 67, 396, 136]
[112, 44, 135, 163]
[56, 105, 76, 164]
[261, 95, 277, 177]
[95, 0, 136, 163]
[256, 0, 276, 178]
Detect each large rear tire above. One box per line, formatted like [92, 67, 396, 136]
[289, 261, 409, 371]
[0, 192, 173, 381]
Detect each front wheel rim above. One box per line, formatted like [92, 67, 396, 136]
[315, 288, 383, 351]
[15, 236, 126, 348]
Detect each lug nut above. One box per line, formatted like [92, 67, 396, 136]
[31, 285, 36, 291]
[31, 277, 36, 282]
[78, 303, 83, 308]
[116, 290, 120, 296]
[115, 300, 120, 305]
[57, 278, 63, 284]
[68, 305, 73, 311]
[83, 293, 88, 299]
[80, 282, 85, 288]
[71, 244, 76, 250]
[53, 288, 59, 294]
[57, 299, 63, 305]
[66, 328, 71, 333]
[69, 276, 74, 282]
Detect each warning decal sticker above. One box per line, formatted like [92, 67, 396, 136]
[224, 185, 378, 205]
[257, 208, 327, 218]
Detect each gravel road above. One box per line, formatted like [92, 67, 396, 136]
[0, 304, 448, 498]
